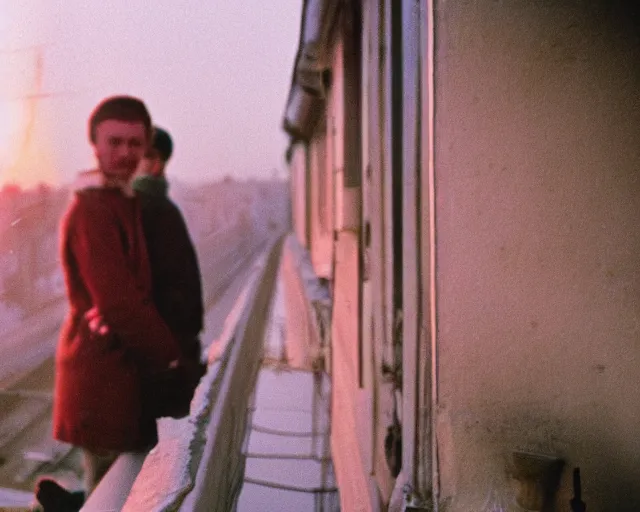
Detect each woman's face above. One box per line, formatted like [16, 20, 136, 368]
[136, 148, 164, 177]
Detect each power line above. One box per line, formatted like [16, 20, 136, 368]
[0, 42, 84, 101]
[0, 42, 56, 56]
[3, 91, 85, 101]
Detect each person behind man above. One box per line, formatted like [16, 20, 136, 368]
[34, 96, 186, 511]
[132, 127, 205, 372]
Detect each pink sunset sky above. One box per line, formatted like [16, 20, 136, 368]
[0, 1, 301, 187]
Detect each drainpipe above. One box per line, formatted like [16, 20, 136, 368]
[282, 0, 342, 141]
[296, 0, 341, 97]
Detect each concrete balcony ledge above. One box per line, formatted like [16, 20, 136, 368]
[82, 237, 284, 512]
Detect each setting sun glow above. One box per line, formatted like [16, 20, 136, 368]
[0, 99, 57, 188]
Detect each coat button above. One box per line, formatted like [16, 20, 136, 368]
[143, 298, 151, 305]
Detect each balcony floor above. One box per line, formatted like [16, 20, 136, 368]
[236, 247, 340, 511]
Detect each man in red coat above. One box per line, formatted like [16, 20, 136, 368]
[37, 96, 184, 508]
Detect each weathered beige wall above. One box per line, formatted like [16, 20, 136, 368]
[433, 1, 640, 510]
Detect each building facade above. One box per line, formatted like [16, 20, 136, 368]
[283, 1, 640, 511]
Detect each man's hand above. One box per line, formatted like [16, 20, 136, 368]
[85, 307, 109, 335]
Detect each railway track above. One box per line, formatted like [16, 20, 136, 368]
[0, 234, 269, 501]
[0, 355, 77, 495]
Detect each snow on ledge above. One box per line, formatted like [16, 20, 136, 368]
[285, 235, 331, 305]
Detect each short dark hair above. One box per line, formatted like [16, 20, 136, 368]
[88, 95, 152, 143]
[152, 126, 173, 162]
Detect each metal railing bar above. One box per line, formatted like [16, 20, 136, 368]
[250, 424, 329, 438]
[242, 477, 338, 494]
[243, 452, 332, 462]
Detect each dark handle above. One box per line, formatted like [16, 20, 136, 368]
[570, 468, 586, 512]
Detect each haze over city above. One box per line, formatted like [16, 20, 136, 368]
[0, 1, 301, 188]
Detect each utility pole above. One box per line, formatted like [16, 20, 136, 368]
[0, 43, 71, 312]
[0, 42, 77, 177]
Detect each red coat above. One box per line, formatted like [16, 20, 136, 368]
[53, 187, 181, 452]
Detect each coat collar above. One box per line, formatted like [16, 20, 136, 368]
[72, 169, 135, 197]
[131, 175, 169, 198]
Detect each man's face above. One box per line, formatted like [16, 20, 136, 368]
[92, 119, 148, 181]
